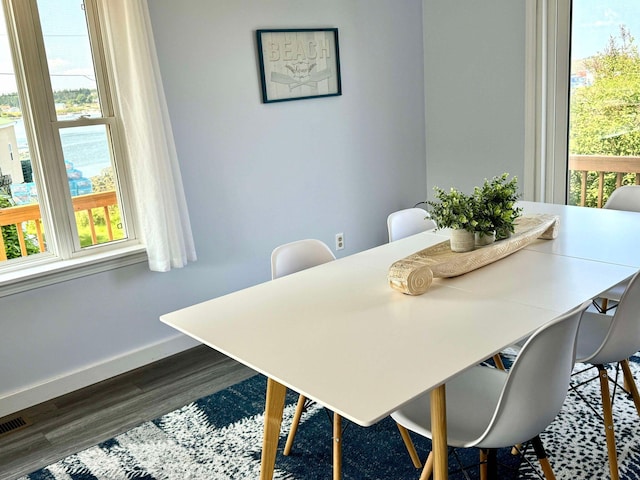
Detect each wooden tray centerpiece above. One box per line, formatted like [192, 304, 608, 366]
[388, 214, 560, 295]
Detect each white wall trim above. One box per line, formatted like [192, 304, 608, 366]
[526, 0, 572, 204]
[545, 0, 572, 204]
[524, 0, 540, 201]
[422, 0, 429, 191]
[0, 334, 199, 418]
[0, 245, 148, 299]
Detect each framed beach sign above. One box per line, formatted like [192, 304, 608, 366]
[256, 28, 342, 103]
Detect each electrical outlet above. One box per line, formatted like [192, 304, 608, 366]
[335, 232, 344, 250]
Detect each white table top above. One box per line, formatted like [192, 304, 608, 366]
[520, 201, 640, 267]
[161, 202, 638, 427]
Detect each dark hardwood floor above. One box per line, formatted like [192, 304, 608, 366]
[0, 346, 255, 480]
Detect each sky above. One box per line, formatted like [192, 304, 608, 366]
[572, 0, 640, 59]
[0, 0, 95, 96]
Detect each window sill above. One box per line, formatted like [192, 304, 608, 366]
[0, 245, 148, 298]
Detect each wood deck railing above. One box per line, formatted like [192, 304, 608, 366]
[569, 155, 640, 208]
[0, 190, 118, 261]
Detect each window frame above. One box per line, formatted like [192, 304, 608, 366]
[525, 0, 572, 204]
[0, 0, 144, 296]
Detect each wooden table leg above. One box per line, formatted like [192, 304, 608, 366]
[431, 384, 448, 480]
[333, 412, 342, 480]
[260, 378, 287, 480]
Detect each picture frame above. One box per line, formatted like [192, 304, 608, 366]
[256, 28, 342, 103]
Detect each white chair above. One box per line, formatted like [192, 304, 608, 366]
[574, 269, 640, 480]
[594, 185, 640, 312]
[387, 207, 436, 242]
[271, 238, 335, 279]
[604, 184, 640, 211]
[392, 302, 588, 480]
[270, 239, 336, 456]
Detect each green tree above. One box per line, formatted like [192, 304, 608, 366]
[91, 167, 115, 192]
[569, 26, 640, 206]
[0, 93, 19, 108]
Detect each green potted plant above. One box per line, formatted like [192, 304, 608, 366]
[474, 173, 523, 241]
[471, 192, 496, 246]
[426, 186, 477, 252]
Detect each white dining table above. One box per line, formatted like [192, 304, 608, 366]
[160, 201, 640, 480]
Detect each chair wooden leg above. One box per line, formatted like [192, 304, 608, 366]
[492, 354, 506, 371]
[597, 365, 620, 480]
[620, 359, 640, 417]
[333, 412, 342, 480]
[479, 449, 488, 480]
[419, 451, 434, 480]
[396, 423, 423, 468]
[531, 435, 556, 480]
[283, 394, 306, 456]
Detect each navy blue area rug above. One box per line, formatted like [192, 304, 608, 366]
[20, 355, 640, 480]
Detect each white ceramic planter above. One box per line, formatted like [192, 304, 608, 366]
[450, 229, 475, 252]
[475, 231, 496, 246]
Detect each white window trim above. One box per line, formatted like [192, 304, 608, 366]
[524, 0, 572, 204]
[0, 246, 147, 297]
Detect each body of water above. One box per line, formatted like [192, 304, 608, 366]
[13, 117, 112, 179]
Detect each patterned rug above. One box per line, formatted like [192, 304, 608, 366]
[20, 356, 640, 480]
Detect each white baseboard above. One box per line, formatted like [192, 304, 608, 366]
[0, 334, 200, 419]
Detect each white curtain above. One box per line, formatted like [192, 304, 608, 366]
[98, 0, 196, 271]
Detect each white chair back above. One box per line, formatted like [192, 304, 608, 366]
[271, 239, 335, 279]
[387, 207, 436, 242]
[584, 270, 640, 365]
[475, 302, 587, 448]
[604, 185, 640, 212]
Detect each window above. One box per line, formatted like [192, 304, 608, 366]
[0, 0, 141, 286]
[530, 0, 640, 206]
[568, 0, 640, 208]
